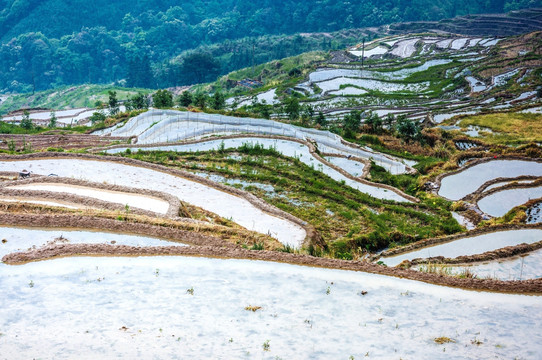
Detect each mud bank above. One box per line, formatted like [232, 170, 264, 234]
[0, 175, 181, 218]
[376, 223, 542, 258]
[405, 240, 542, 266]
[0, 213, 241, 248]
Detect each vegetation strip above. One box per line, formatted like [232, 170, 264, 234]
[3, 242, 542, 295]
[94, 133, 418, 202]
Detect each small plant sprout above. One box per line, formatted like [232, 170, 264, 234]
[154, 269, 159, 277]
[186, 287, 194, 295]
[124, 204, 130, 213]
[229, 338, 233, 343]
[326, 286, 331, 295]
[262, 340, 270, 351]
[28, 280, 34, 288]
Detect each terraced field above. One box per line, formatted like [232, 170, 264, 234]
[1, 30, 541, 359]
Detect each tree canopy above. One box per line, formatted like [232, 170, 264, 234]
[0, 0, 535, 92]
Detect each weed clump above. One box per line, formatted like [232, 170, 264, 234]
[434, 337, 455, 344]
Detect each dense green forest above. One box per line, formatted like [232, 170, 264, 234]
[0, 0, 537, 92]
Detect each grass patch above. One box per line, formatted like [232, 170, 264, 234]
[457, 112, 542, 144]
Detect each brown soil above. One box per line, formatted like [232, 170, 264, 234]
[0, 205, 280, 249]
[406, 240, 542, 266]
[376, 223, 542, 259]
[0, 174, 182, 219]
[0, 134, 129, 151]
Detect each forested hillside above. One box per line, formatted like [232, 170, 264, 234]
[0, 0, 538, 93]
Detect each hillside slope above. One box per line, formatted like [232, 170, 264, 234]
[0, 1, 538, 94]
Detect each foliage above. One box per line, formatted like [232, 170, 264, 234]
[152, 89, 174, 108]
[89, 111, 106, 125]
[395, 116, 421, 143]
[48, 110, 57, 128]
[342, 110, 362, 138]
[0, 0, 526, 92]
[178, 91, 193, 107]
[194, 92, 208, 109]
[284, 97, 300, 120]
[125, 93, 150, 111]
[19, 110, 32, 130]
[108, 90, 119, 115]
[211, 91, 225, 110]
[364, 111, 383, 134]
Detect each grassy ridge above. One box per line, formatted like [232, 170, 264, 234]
[457, 112, 542, 144]
[117, 144, 462, 258]
[0, 85, 151, 114]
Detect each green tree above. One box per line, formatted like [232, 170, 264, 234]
[126, 93, 149, 110]
[396, 116, 421, 143]
[364, 112, 382, 134]
[384, 113, 395, 130]
[179, 91, 193, 107]
[20, 110, 33, 130]
[89, 111, 106, 125]
[48, 110, 57, 128]
[316, 111, 328, 127]
[181, 52, 220, 84]
[342, 110, 361, 138]
[108, 91, 119, 115]
[152, 89, 174, 108]
[284, 97, 300, 120]
[211, 91, 225, 110]
[194, 92, 208, 109]
[301, 104, 315, 125]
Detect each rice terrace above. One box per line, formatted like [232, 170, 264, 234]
[1, 2, 542, 359]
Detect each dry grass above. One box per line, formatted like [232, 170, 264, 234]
[434, 336, 456, 344]
[244, 305, 262, 312]
[457, 112, 542, 144]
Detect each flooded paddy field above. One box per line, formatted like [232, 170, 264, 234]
[380, 229, 542, 267]
[438, 160, 542, 201]
[0, 157, 306, 247]
[1, 255, 541, 359]
[107, 137, 410, 202]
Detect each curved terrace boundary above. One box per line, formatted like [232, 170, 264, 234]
[375, 223, 542, 259]
[93, 134, 418, 203]
[0, 174, 182, 219]
[93, 109, 416, 175]
[436, 157, 542, 201]
[3, 240, 542, 295]
[475, 179, 542, 218]
[0, 153, 315, 247]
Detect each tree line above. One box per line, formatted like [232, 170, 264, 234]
[0, 0, 533, 93]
